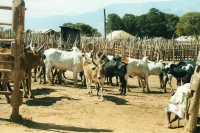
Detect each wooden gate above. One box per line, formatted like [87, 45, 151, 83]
[0, 0, 25, 120]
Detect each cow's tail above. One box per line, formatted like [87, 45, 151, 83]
[63, 70, 67, 79]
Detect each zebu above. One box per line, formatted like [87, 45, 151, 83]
[43, 47, 85, 87]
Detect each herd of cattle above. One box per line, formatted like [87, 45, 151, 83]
[0, 41, 197, 102]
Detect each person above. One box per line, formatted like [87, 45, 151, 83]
[165, 76, 191, 128]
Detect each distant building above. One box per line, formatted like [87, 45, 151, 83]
[106, 30, 134, 41]
[59, 26, 81, 49]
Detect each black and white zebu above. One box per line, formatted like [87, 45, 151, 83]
[163, 59, 196, 92]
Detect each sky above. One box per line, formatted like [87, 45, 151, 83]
[0, 0, 169, 23]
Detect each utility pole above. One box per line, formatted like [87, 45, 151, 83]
[104, 8, 106, 39]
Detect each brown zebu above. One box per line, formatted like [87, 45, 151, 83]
[82, 52, 107, 101]
[0, 43, 44, 102]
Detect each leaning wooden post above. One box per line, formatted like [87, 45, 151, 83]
[10, 0, 25, 120]
[184, 51, 200, 133]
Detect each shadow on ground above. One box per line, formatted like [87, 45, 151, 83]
[25, 96, 81, 106]
[104, 95, 129, 105]
[0, 118, 113, 132]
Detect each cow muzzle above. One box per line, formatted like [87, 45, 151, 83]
[98, 76, 101, 79]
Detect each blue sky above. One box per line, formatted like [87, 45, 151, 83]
[0, 0, 170, 23]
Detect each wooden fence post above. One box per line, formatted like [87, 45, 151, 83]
[184, 51, 200, 132]
[10, 0, 25, 121]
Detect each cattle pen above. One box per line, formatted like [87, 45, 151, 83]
[1, 1, 200, 133]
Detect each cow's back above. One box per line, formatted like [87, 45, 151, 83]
[44, 49, 84, 72]
[127, 58, 149, 76]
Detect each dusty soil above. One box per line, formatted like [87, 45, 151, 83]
[0, 71, 200, 133]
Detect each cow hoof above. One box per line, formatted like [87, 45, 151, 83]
[102, 98, 104, 101]
[88, 92, 93, 97]
[23, 95, 28, 98]
[30, 95, 35, 99]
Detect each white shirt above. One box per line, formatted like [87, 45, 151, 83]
[168, 83, 191, 118]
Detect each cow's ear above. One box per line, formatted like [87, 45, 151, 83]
[91, 67, 96, 70]
[42, 54, 46, 60]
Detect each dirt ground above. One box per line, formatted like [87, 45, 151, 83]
[0, 71, 200, 133]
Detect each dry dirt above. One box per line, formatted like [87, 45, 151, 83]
[0, 71, 200, 133]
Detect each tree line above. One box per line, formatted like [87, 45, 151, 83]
[63, 8, 200, 39]
[106, 8, 200, 39]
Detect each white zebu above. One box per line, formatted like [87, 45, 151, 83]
[122, 56, 150, 92]
[43, 47, 85, 87]
[138, 59, 166, 90]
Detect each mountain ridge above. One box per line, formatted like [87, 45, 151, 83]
[25, 0, 200, 35]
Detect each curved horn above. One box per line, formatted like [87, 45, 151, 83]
[25, 45, 30, 50]
[100, 52, 105, 60]
[92, 58, 98, 66]
[37, 45, 44, 52]
[102, 58, 108, 66]
[96, 50, 100, 59]
[29, 40, 34, 51]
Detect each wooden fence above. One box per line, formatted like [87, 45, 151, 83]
[81, 37, 200, 61]
[2, 31, 200, 62]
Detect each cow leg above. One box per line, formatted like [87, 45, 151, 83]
[94, 81, 99, 97]
[116, 76, 119, 86]
[22, 79, 28, 98]
[46, 64, 53, 85]
[27, 73, 34, 99]
[122, 78, 127, 95]
[109, 77, 113, 86]
[57, 70, 63, 84]
[106, 76, 109, 85]
[140, 79, 146, 92]
[145, 75, 150, 92]
[2, 81, 10, 103]
[0, 82, 2, 91]
[33, 67, 37, 82]
[42, 65, 47, 84]
[98, 82, 104, 101]
[163, 76, 168, 93]
[119, 77, 125, 95]
[159, 73, 164, 89]
[137, 77, 142, 87]
[51, 68, 57, 84]
[73, 70, 78, 88]
[7, 82, 13, 92]
[86, 78, 93, 96]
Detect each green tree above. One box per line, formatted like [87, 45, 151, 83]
[62, 22, 75, 28]
[135, 14, 147, 37]
[106, 13, 123, 34]
[75, 23, 101, 37]
[175, 12, 200, 37]
[122, 14, 136, 35]
[145, 8, 167, 37]
[164, 13, 179, 38]
[62, 22, 101, 37]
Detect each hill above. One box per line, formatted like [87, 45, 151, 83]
[25, 0, 200, 35]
